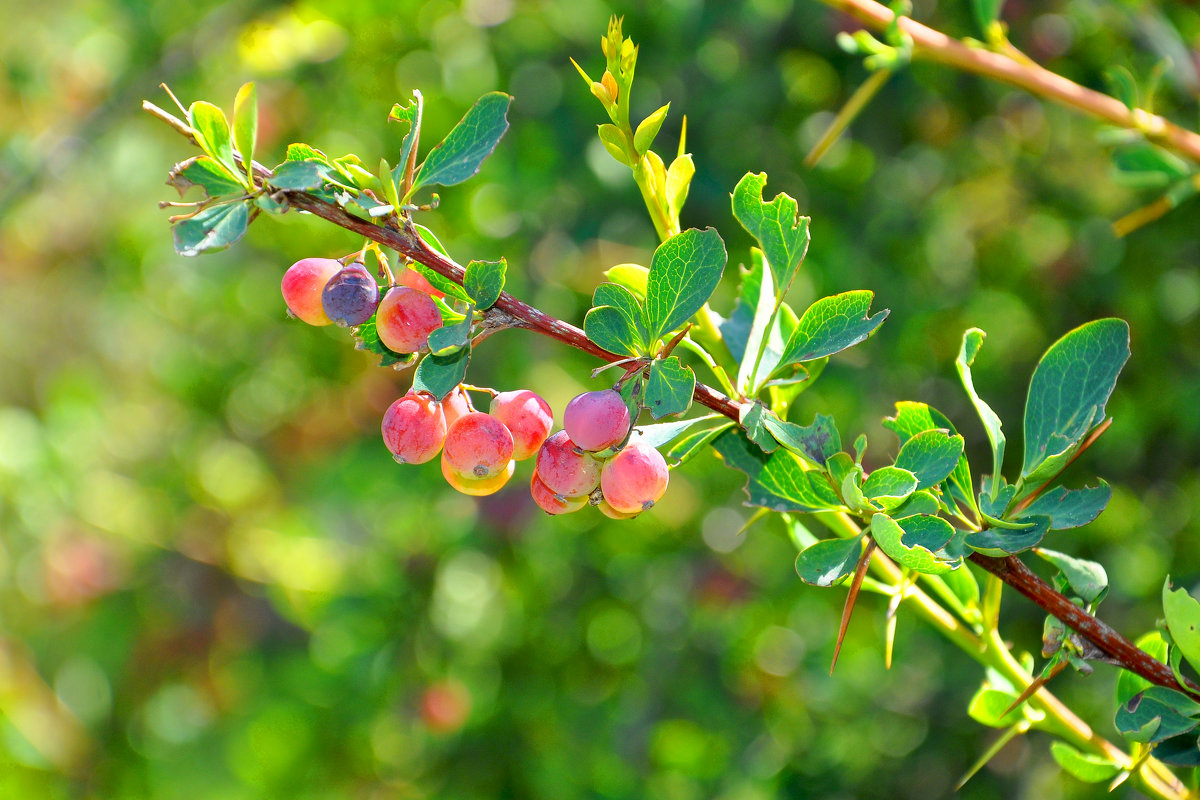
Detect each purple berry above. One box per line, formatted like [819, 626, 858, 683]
[321, 262, 379, 327]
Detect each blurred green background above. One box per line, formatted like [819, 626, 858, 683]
[2, 0, 1199, 797]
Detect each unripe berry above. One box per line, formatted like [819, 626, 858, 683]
[376, 286, 442, 353]
[441, 453, 515, 496]
[400, 267, 445, 299]
[490, 390, 553, 461]
[530, 472, 587, 515]
[281, 257, 342, 326]
[443, 412, 515, 479]
[563, 389, 630, 452]
[600, 443, 669, 514]
[596, 496, 639, 519]
[381, 393, 446, 465]
[321, 262, 379, 327]
[534, 431, 601, 498]
[440, 385, 472, 430]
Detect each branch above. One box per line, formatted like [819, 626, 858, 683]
[146, 100, 1188, 704]
[818, 0, 1200, 163]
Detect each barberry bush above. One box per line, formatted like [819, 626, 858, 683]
[2, 2, 1200, 799]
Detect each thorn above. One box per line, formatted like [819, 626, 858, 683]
[956, 722, 1027, 790]
[1000, 659, 1067, 718]
[832, 538, 876, 675]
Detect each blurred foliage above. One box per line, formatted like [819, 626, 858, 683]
[1, 0, 1199, 797]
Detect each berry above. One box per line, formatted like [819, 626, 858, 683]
[381, 393, 446, 464]
[376, 286, 442, 353]
[419, 680, 470, 734]
[530, 473, 588, 515]
[321, 262, 379, 327]
[596, 496, 639, 519]
[443, 412, 515, 479]
[563, 389, 630, 452]
[400, 267, 445, 299]
[600, 443, 669, 514]
[534, 431, 601, 498]
[490, 390, 553, 461]
[281, 257, 342, 326]
[440, 385, 472, 430]
[440, 453, 515, 496]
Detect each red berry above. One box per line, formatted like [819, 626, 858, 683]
[443, 412, 515, 479]
[534, 431, 601, 498]
[563, 389, 630, 451]
[281, 257, 342, 326]
[381, 393, 446, 464]
[376, 286, 442, 353]
[490, 390, 553, 461]
[530, 472, 587, 515]
[600, 443, 669, 514]
[400, 268, 445, 299]
[440, 385, 472, 430]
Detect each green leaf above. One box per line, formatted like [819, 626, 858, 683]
[795, 537, 863, 587]
[1021, 319, 1130, 484]
[269, 159, 331, 190]
[662, 421, 733, 466]
[634, 103, 670, 155]
[883, 401, 976, 514]
[1049, 742, 1120, 783]
[712, 429, 846, 513]
[188, 101, 239, 179]
[894, 429, 965, 491]
[1020, 482, 1111, 530]
[871, 513, 957, 575]
[778, 290, 888, 368]
[597, 124, 631, 166]
[643, 228, 728, 343]
[861, 467, 918, 505]
[603, 264, 649, 299]
[232, 82, 257, 177]
[965, 516, 1050, 556]
[1104, 65, 1138, 112]
[957, 328, 1006, 498]
[168, 156, 245, 198]
[354, 317, 417, 368]
[413, 92, 512, 191]
[970, 0, 1005, 34]
[942, 564, 981, 610]
[1116, 632, 1169, 707]
[1151, 733, 1200, 767]
[463, 258, 506, 309]
[732, 250, 778, 393]
[762, 411, 840, 468]
[889, 489, 942, 519]
[968, 686, 1023, 728]
[665, 153, 694, 220]
[739, 403, 778, 453]
[584, 283, 647, 357]
[1115, 687, 1200, 744]
[1113, 143, 1191, 185]
[285, 143, 329, 163]
[629, 414, 721, 450]
[1035, 549, 1108, 604]
[731, 172, 811, 296]
[389, 92, 421, 185]
[427, 311, 473, 356]
[644, 357, 694, 420]
[1163, 578, 1200, 677]
[410, 224, 473, 303]
[173, 200, 251, 256]
[412, 347, 471, 401]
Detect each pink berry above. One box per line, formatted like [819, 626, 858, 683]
[376, 286, 442, 353]
[443, 412, 515, 479]
[530, 472, 587, 515]
[281, 257, 342, 326]
[441, 453, 515, 496]
[600, 443, 669, 514]
[563, 389, 630, 452]
[534, 431, 601, 498]
[400, 268, 445, 299]
[440, 385, 472, 430]
[381, 393, 446, 464]
[490, 390, 553, 461]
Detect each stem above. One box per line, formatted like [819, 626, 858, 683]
[818, 0, 1200, 163]
[805, 67, 892, 168]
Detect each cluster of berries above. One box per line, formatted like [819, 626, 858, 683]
[280, 257, 671, 515]
[532, 389, 669, 518]
[280, 256, 444, 352]
[382, 385, 553, 496]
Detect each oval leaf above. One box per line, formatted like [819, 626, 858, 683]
[1163, 578, 1200, 678]
[894, 429, 965, 491]
[645, 357, 694, 419]
[463, 258, 506, 309]
[795, 537, 863, 587]
[173, 200, 250, 256]
[643, 228, 727, 343]
[779, 290, 888, 368]
[413, 92, 512, 190]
